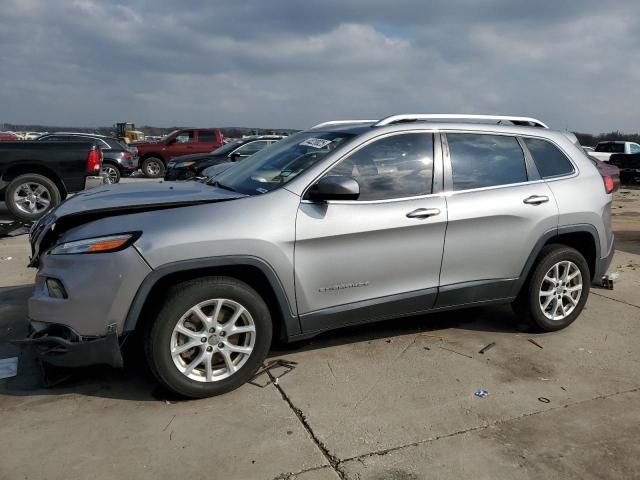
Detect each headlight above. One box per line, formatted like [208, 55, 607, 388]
[175, 161, 195, 168]
[50, 233, 140, 255]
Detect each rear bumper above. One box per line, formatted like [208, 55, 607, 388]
[594, 235, 615, 281]
[84, 175, 105, 189]
[13, 323, 123, 368]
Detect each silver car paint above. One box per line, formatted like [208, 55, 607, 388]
[27, 121, 614, 338]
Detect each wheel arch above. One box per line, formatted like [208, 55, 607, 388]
[517, 224, 600, 294]
[141, 153, 165, 164]
[124, 256, 300, 341]
[1, 164, 67, 199]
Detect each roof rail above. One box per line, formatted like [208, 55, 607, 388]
[311, 120, 377, 129]
[373, 114, 548, 128]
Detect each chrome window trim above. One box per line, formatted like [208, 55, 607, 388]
[300, 129, 441, 204]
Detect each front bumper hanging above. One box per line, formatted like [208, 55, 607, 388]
[12, 324, 123, 369]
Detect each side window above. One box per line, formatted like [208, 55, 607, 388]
[43, 135, 70, 141]
[198, 130, 217, 143]
[523, 138, 574, 178]
[630, 144, 640, 154]
[326, 133, 434, 201]
[175, 130, 195, 143]
[447, 134, 527, 191]
[235, 140, 270, 156]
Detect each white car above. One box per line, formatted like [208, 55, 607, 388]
[591, 141, 640, 162]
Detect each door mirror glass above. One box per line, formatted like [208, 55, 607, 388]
[307, 175, 360, 201]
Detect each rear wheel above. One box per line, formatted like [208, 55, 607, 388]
[142, 157, 165, 178]
[102, 163, 121, 184]
[144, 277, 272, 398]
[5, 174, 61, 221]
[513, 245, 590, 331]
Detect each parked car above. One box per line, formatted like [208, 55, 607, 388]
[24, 114, 617, 398]
[37, 133, 138, 184]
[0, 141, 103, 221]
[609, 152, 640, 185]
[591, 141, 640, 162]
[164, 135, 284, 180]
[589, 155, 621, 191]
[23, 132, 44, 140]
[134, 128, 224, 178]
[0, 132, 19, 141]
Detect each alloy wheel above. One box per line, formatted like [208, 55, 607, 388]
[170, 299, 256, 382]
[102, 165, 119, 184]
[539, 260, 583, 320]
[13, 182, 51, 215]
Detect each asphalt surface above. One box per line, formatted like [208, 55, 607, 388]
[0, 182, 639, 480]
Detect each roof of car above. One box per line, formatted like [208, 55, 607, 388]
[47, 132, 109, 138]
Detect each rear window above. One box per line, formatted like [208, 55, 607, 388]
[447, 133, 527, 191]
[595, 142, 625, 153]
[198, 130, 218, 143]
[523, 138, 574, 178]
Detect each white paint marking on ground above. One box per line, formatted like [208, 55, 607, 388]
[0, 357, 18, 379]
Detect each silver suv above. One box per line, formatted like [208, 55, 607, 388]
[25, 114, 616, 398]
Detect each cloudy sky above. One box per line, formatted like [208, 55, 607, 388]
[1, 0, 638, 132]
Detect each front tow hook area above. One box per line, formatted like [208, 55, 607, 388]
[11, 325, 123, 370]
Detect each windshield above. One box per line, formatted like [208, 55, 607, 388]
[214, 131, 355, 195]
[210, 140, 245, 155]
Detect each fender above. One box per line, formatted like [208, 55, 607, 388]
[123, 255, 300, 338]
[513, 223, 601, 296]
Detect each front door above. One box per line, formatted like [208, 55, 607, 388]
[167, 130, 196, 158]
[294, 131, 447, 332]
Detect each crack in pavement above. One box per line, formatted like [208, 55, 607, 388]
[592, 290, 640, 309]
[337, 385, 640, 466]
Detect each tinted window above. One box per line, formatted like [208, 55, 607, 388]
[235, 140, 270, 156]
[523, 138, 574, 178]
[595, 142, 624, 153]
[41, 135, 70, 141]
[327, 133, 433, 201]
[447, 134, 527, 191]
[198, 130, 217, 143]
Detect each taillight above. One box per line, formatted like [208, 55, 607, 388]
[86, 147, 102, 174]
[123, 151, 132, 160]
[603, 175, 614, 194]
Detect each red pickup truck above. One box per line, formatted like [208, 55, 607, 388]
[135, 128, 224, 177]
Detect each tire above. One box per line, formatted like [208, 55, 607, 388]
[5, 173, 61, 222]
[513, 245, 590, 332]
[141, 157, 165, 178]
[101, 163, 121, 184]
[144, 276, 272, 398]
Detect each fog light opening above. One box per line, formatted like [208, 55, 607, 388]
[46, 278, 68, 299]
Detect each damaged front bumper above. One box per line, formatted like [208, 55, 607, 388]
[12, 323, 123, 369]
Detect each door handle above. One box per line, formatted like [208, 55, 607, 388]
[406, 208, 441, 219]
[523, 195, 549, 205]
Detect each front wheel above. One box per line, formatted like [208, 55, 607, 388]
[5, 174, 61, 221]
[513, 245, 590, 331]
[144, 277, 272, 398]
[141, 157, 165, 178]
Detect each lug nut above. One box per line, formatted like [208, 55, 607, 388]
[201, 337, 207, 343]
[209, 328, 215, 333]
[218, 343, 224, 348]
[219, 331, 226, 337]
[206, 346, 213, 352]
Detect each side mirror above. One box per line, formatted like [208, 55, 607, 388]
[229, 152, 241, 161]
[307, 176, 360, 201]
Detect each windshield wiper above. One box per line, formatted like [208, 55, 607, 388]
[213, 181, 238, 193]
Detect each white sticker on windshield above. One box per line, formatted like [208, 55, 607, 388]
[299, 138, 332, 149]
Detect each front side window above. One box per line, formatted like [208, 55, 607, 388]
[630, 143, 640, 154]
[447, 133, 527, 191]
[214, 131, 355, 195]
[523, 137, 574, 178]
[234, 140, 271, 156]
[175, 130, 195, 144]
[324, 133, 434, 201]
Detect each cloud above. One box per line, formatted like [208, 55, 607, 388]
[0, 0, 638, 132]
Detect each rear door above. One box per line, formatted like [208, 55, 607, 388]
[294, 131, 447, 332]
[437, 132, 558, 306]
[195, 129, 221, 153]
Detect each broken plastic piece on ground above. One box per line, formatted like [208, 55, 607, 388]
[474, 390, 489, 398]
[528, 338, 544, 349]
[478, 342, 496, 354]
[538, 396, 551, 403]
[249, 359, 298, 388]
[0, 357, 19, 379]
[0, 220, 33, 238]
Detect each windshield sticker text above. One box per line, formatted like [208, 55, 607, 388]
[299, 138, 332, 149]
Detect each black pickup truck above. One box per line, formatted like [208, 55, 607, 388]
[0, 141, 104, 221]
[610, 153, 640, 185]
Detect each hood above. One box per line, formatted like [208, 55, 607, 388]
[54, 180, 244, 217]
[29, 181, 245, 265]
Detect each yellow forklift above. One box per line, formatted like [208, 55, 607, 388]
[114, 122, 145, 144]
